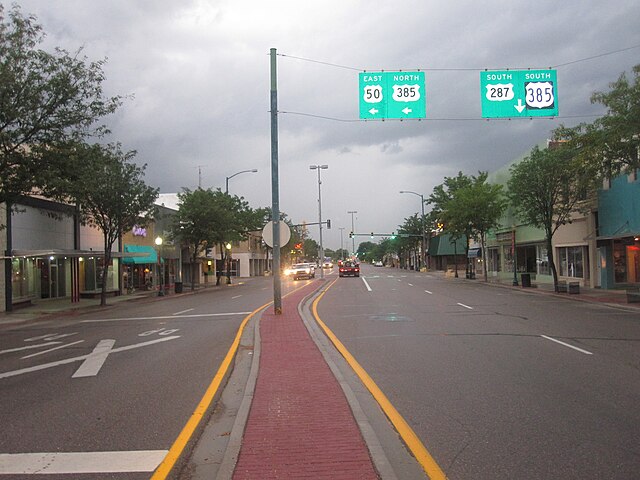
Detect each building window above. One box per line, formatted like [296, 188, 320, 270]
[558, 246, 584, 278]
[488, 248, 501, 273]
[629, 169, 638, 183]
[537, 245, 550, 275]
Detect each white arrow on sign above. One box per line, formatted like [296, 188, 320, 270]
[514, 99, 526, 113]
[369, 108, 379, 115]
[402, 107, 412, 115]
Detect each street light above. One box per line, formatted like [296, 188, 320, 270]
[310, 164, 328, 279]
[155, 235, 164, 296]
[225, 169, 258, 194]
[400, 190, 427, 271]
[339, 227, 345, 260]
[348, 210, 358, 256]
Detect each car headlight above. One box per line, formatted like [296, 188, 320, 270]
[304, 268, 310, 274]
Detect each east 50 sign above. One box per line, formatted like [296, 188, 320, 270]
[480, 69, 558, 118]
[359, 71, 426, 120]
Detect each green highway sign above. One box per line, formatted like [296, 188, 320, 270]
[480, 69, 558, 118]
[359, 71, 426, 120]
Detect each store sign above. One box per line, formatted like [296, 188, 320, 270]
[132, 226, 147, 237]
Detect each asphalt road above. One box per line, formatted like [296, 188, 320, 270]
[316, 264, 640, 480]
[0, 276, 311, 479]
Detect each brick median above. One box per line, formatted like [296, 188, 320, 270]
[232, 281, 379, 479]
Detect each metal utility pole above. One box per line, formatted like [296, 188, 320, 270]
[400, 190, 426, 271]
[270, 48, 282, 314]
[225, 169, 258, 194]
[348, 210, 357, 256]
[339, 227, 345, 260]
[310, 165, 328, 279]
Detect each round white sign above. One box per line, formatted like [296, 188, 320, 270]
[261, 221, 292, 248]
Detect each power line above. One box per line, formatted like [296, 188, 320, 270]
[278, 110, 603, 123]
[278, 44, 640, 72]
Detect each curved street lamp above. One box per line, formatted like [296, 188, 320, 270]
[225, 169, 258, 194]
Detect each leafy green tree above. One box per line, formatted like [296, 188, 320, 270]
[396, 214, 423, 269]
[555, 64, 640, 176]
[356, 240, 377, 262]
[62, 143, 158, 305]
[445, 173, 506, 281]
[0, 5, 122, 213]
[507, 144, 597, 290]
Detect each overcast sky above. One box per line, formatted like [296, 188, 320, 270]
[18, 0, 640, 251]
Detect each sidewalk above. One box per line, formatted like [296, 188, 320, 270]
[231, 281, 379, 480]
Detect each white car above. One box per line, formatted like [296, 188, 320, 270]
[286, 263, 316, 280]
[374, 261, 383, 267]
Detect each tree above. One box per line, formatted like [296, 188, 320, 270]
[555, 64, 640, 177]
[507, 144, 597, 291]
[63, 143, 158, 306]
[445, 173, 506, 281]
[428, 172, 474, 275]
[0, 5, 122, 213]
[170, 188, 221, 291]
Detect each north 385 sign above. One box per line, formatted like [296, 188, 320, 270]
[359, 71, 426, 120]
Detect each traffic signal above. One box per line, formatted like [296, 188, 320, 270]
[370, 232, 374, 238]
[294, 242, 303, 250]
[349, 231, 353, 238]
[390, 231, 396, 239]
[326, 219, 331, 229]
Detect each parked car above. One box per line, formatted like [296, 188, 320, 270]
[374, 261, 383, 267]
[285, 263, 316, 280]
[339, 260, 360, 277]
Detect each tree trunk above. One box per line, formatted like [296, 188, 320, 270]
[190, 248, 198, 291]
[217, 242, 224, 286]
[480, 233, 488, 282]
[546, 235, 560, 291]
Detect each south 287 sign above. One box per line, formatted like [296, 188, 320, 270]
[359, 71, 426, 120]
[480, 69, 558, 118]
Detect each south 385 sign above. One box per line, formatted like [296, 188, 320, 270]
[480, 69, 558, 118]
[359, 71, 426, 120]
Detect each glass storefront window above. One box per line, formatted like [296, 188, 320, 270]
[537, 246, 550, 275]
[558, 246, 584, 278]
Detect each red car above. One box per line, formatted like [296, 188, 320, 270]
[339, 260, 360, 277]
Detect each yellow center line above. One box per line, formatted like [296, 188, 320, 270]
[311, 280, 448, 480]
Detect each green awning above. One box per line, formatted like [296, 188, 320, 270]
[121, 245, 157, 264]
[428, 234, 467, 256]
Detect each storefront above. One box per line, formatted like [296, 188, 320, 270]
[599, 236, 640, 287]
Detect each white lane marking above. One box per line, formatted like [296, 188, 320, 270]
[23, 333, 78, 342]
[72, 339, 116, 378]
[231, 295, 242, 299]
[425, 290, 433, 295]
[1, 342, 61, 355]
[80, 312, 251, 323]
[541, 335, 593, 355]
[172, 308, 194, 316]
[0, 336, 180, 380]
[361, 276, 373, 292]
[21, 340, 85, 359]
[0, 450, 168, 474]
[408, 283, 414, 286]
[457, 302, 473, 310]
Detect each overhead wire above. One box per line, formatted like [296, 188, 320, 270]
[274, 44, 640, 122]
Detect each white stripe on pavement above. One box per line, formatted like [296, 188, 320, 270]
[361, 276, 373, 292]
[21, 340, 84, 359]
[541, 335, 593, 355]
[457, 302, 473, 310]
[80, 312, 251, 323]
[172, 308, 194, 316]
[425, 290, 433, 295]
[0, 450, 168, 474]
[72, 339, 116, 378]
[0, 342, 60, 355]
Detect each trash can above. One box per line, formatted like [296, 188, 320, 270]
[520, 273, 531, 287]
[175, 282, 183, 294]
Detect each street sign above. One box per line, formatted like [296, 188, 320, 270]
[359, 71, 426, 120]
[480, 69, 558, 118]
[261, 221, 291, 248]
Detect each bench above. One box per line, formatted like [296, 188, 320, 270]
[627, 288, 640, 303]
[556, 281, 567, 293]
[568, 281, 580, 294]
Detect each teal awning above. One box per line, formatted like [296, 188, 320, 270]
[428, 233, 467, 256]
[121, 245, 157, 264]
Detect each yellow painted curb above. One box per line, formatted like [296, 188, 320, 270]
[312, 280, 448, 480]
